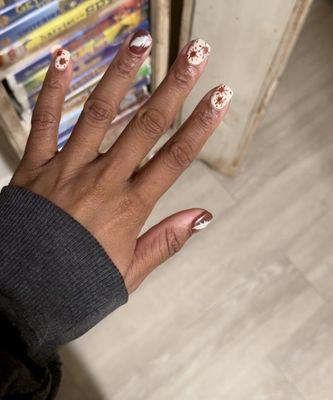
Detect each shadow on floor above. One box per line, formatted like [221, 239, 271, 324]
[57, 347, 106, 400]
[0, 129, 20, 172]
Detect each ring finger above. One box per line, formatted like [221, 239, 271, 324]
[132, 84, 233, 204]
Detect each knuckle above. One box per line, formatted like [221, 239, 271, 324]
[87, 182, 108, 203]
[44, 78, 64, 91]
[118, 195, 136, 216]
[193, 109, 216, 133]
[130, 182, 155, 211]
[31, 109, 58, 131]
[170, 64, 196, 90]
[111, 54, 136, 78]
[165, 228, 183, 256]
[83, 98, 116, 127]
[115, 192, 145, 221]
[164, 140, 193, 170]
[136, 107, 167, 139]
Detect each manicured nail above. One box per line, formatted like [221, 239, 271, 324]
[211, 84, 233, 110]
[129, 29, 152, 55]
[186, 38, 211, 65]
[192, 212, 213, 232]
[54, 49, 70, 71]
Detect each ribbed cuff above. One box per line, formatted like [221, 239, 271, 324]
[0, 185, 128, 358]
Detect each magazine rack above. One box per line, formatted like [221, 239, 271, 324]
[0, 0, 170, 160]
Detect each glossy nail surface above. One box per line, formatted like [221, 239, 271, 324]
[129, 29, 152, 55]
[211, 84, 233, 110]
[186, 39, 211, 65]
[54, 49, 70, 71]
[192, 212, 213, 232]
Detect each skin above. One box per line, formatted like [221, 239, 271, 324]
[11, 31, 230, 294]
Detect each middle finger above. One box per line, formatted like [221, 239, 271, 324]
[100, 39, 211, 178]
[61, 29, 152, 165]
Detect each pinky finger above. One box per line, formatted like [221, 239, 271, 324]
[23, 49, 72, 167]
[125, 209, 213, 293]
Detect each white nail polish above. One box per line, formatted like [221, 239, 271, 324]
[129, 32, 152, 54]
[130, 35, 152, 47]
[186, 39, 211, 66]
[192, 214, 213, 231]
[211, 84, 233, 110]
[54, 49, 70, 71]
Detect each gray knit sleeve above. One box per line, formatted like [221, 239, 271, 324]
[0, 185, 128, 358]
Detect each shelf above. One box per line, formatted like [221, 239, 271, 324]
[0, 0, 170, 160]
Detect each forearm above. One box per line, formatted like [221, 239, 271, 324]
[0, 185, 128, 398]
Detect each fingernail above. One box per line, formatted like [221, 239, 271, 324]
[54, 49, 70, 71]
[192, 212, 213, 232]
[211, 84, 233, 110]
[186, 38, 211, 66]
[129, 29, 152, 55]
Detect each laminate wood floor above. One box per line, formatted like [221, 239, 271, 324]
[1, 0, 331, 398]
[56, 1, 333, 398]
[57, 1, 333, 398]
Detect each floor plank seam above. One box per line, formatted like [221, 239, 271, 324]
[266, 356, 307, 400]
[284, 252, 330, 305]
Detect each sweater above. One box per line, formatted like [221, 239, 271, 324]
[0, 185, 128, 399]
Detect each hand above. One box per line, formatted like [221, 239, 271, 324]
[11, 30, 233, 293]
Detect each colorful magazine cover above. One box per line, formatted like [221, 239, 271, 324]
[1, 0, 151, 157]
[21, 58, 150, 122]
[0, 0, 84, 46]
[6, 2, 147, 82]
[22, 38, 150, 111]
[0, 0, 23, 10]
[0, 1, 53, 28]
[0, 0, 147, 67]
[8, 15, 148, 104]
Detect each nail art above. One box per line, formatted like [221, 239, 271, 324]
[211, 84, 233, 110]
[186, 39, 211, 66]
[54, 49, 70, 71]
[192, 212, 213, 232]
[129, 29, 152, 55]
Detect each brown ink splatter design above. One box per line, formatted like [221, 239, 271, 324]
[54, 49, 70, 71]
[211, 84, 233, 110]
[186, 39, 211, 66]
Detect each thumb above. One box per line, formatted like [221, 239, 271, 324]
[125, 209, 213, 293]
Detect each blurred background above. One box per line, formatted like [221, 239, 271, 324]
[0, 0, 332, 398]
